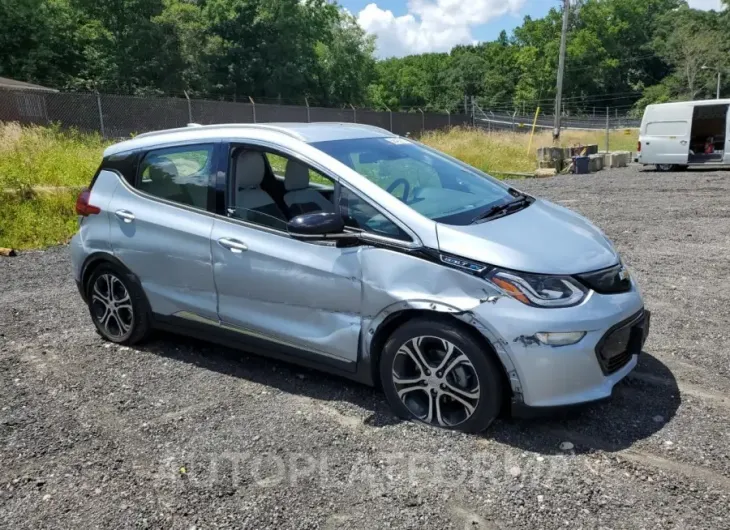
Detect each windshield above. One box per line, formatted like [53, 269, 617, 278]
[310, 137, 514, 225]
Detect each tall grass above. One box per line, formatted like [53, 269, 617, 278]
[0, 190, 79, 249]
[0, 122, 109, 193]
[420, 127, 638, 175]
[0, 122, 111, 249]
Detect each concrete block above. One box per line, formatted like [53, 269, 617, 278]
[588, 154, 604, 172]
[538, 159, 564, 172]
[534, 168, 557, 178]
[537, 147, 568, 173]
[598, 151, 631, 168]
[613, 151, 630, 167]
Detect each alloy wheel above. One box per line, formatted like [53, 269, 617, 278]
[90, 273, 134, 339]
[391, 336, 481, 427]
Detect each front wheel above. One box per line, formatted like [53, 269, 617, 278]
[380, 318, 504, 433]
[656, 164, 675, 172]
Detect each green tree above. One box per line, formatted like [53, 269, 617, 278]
[311, 12, 376, 106]
[0, 0, 83, 88]
[652, 5, 728, 100]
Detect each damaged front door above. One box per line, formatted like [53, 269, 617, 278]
[211, 216, 363, 367]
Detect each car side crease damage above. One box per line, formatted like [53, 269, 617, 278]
[357, 246, 522, 397]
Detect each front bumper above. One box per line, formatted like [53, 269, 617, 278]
[471, 281, 648, 408]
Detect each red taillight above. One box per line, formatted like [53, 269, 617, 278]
[75, 188, 100, 216]
[637, 141, 641, 152]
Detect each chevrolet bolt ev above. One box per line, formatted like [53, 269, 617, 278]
[71, 123, 650, 433]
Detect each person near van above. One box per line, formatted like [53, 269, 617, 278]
[705, 137, 715, 154]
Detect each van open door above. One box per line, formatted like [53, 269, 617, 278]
[688, 103, 728, 165]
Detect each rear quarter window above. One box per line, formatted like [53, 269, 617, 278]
[100, 151, 139, 185]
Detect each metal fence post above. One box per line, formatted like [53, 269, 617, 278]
[184, 90, 193, 123]
[447, 109, 451, 128]
[350, 104, 356, 123]
[606, 107, 610, 153]
[418, 108, 424, 133]
[385, 106, 393, 132]
[95, 91, 105, 138]
[305, 97, 310, 123]
[249, 96, 256, 123]
[511, 110, 517, 132]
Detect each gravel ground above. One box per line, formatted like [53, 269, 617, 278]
[1, 165, 730, 529]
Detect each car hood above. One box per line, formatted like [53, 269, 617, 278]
[436, 199, 619, 275]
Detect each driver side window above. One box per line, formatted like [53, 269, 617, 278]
[339, 187, 410, 241]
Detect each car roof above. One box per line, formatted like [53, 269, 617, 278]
[103, 122, 395, 157]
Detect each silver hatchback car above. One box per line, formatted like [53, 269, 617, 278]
[71, 123, 650, 432]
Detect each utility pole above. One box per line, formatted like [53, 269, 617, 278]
[714, 71, 721, 99]
[553, 0, 570, 142]
[701, 65, 722, 99]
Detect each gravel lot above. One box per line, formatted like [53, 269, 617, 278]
[2, 165, 730, 529]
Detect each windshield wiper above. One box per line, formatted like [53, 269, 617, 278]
[471, 195, 533, 224]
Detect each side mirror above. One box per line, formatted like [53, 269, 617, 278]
[287, 212, 347, 239]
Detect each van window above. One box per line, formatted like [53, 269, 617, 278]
[646, 121, 687, 136]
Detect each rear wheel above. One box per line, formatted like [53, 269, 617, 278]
[86, 264, 150, 345]
[380, 318, 503, 433]
[656, 164, 675, 172]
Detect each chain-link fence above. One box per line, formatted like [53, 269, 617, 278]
[0, 88, 470, 138]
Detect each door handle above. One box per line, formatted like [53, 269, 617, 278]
[680, 140, 688, 145]
[218, 237, 248, 253]
[115, 210, 135, 223]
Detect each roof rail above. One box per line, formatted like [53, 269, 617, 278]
[133, 123, 306, 140]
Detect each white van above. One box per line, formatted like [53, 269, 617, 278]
[637, 99, 730, 171]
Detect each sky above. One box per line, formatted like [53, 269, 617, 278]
[339, 0, 726, 58]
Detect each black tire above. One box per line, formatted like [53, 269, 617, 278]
[380, 318, 503, 433]
[655, 164, 675, 172]
[85, 263, 151, 345]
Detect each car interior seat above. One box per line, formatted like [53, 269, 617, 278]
[283, 160, 335, 216]
[235, 151, 287, 227]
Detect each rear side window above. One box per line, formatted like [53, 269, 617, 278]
[101, 151, 138, 185]
[646, 121, 687, 136]
[137, 144, 215, 210]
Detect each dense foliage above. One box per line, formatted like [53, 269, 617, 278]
[0, 0, 728, 114]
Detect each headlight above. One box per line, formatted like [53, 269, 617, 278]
[486, 268, 588, 308]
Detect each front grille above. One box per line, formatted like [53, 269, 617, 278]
[576, 264, 631, 294]
[595, 310, 648, 375]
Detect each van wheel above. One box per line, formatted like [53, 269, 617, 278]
[656, 164, 675, 172]
[380, 318, 503, 433]
[86, 264, 151, 345]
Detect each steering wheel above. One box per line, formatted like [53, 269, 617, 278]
[386, 178, 411, 202]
